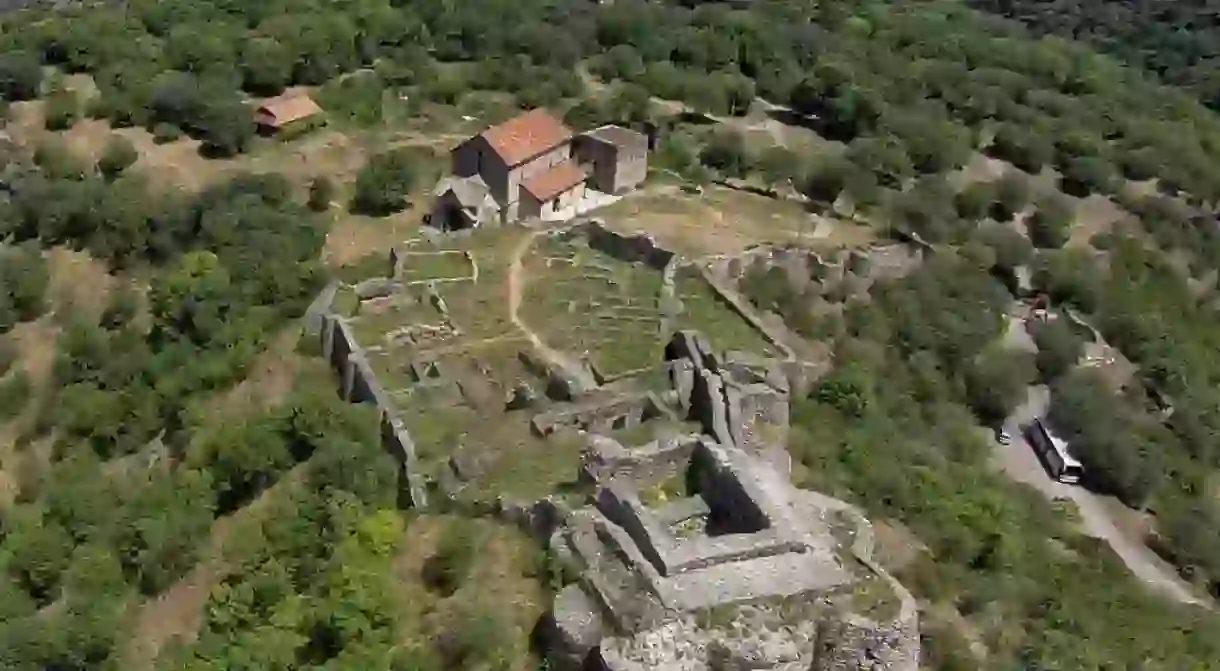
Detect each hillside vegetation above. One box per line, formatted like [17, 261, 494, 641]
[1, 0, 1220, 668]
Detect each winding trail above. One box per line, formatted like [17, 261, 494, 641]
[507, 229, 598, 389]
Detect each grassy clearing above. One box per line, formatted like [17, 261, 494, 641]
[521, 239, 666, 377]
[598, 184, 836, 257]
[398, 250, 474, 283]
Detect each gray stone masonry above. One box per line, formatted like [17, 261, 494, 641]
[582, 219, 675, 271]
[545, 329, 918, 671]
[304, 280, 340, 336]
[317, 311, 427, 508]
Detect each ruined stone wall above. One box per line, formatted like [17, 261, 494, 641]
[689, 442, 769, 534]
[304, 280, 340, 336]
[695, 266, 795, 360]
[583, 434, 700, 484]
[319, 312, 428, 508]
[583, 219, 675, 271]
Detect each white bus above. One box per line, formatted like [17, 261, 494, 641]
[1027, 418, 1084, 484]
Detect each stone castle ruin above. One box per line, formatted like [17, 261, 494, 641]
[543, 331, 919, 671]
[310, 223, 920, 669]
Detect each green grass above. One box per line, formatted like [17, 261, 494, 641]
[673, 267, 777, 356]
[522, 241, 670, 377]
[398, 251, 474, 283]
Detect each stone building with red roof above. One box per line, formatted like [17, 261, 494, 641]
[431, 108, 647, 230]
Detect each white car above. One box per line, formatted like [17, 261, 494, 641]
[997, 428, 1013, 446]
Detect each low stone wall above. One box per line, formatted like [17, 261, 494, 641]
[696, 265, 795, 360]
[304, 280, 341, 336]
[319, 312, 428, 508]
[582, 219, 675, 271]
[531, 392, 670, 437]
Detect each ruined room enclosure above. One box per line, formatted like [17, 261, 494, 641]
[518, 229, 778, 383]
[324, 225, 779, 506]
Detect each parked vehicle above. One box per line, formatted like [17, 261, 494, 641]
[1026, 418, 1084, 484]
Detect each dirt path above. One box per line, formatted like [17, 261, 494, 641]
[996, 385, 1206, 607]
[507, 229, 598, 389]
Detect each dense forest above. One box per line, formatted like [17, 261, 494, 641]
[969, 0, 1220, 110]
[2, 0, 1220, 667]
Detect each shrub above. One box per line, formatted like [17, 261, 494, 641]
[152, 123, 183, 144]
[308, 176, 335, 212]
[421, 525, 476, 597]
[97, 135, 139, 179]
[352, 148, 418, 215]
[43, 89, 80, 131]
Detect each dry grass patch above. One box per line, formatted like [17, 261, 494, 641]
[1069, 194, 1128, 247]
[45, 246, 115, 320]
[326, 210, 425, 267]
[599, 185, 826, 257]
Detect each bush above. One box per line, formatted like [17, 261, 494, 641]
[352, 148, 418, 215]
[152, 123, 183, 144]
[421, 525, 476, 597]
[308, 176, 335, 212]
[1028, 195, 1073, 248]
[0, 370, 29, 420]
[43, 89, 80, 131]
[97, 135, 139, 179]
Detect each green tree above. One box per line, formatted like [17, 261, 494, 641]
[845, 134, 914, 188]
[974, 222, 1033, 273]
[699, 128, 750, 178]
[1060, 155, 1118, 197]
[1031, 318, 1084, 382]
[0, 244, 49, 334]
[965, 347, 1034, 424]
[756, 145, 801, 195]
[97, 135, 139, 179]
[352, 148, 418, 215]
[44, 89, 80, 131]
[1028, 194, 1073, 248]
[240, 38, 294, 96]
[992, 173, 1030, 221]
[0, 52, 43, 101]
[955, 180, 998, 221]
[7, 516, 74, 604]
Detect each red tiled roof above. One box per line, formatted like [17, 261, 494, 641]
[255, 93, 322, 128]
[481, 109, 573, 167]
[521, 161, 587, 202]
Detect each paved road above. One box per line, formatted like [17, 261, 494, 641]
[994, 385, 1204, 607]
